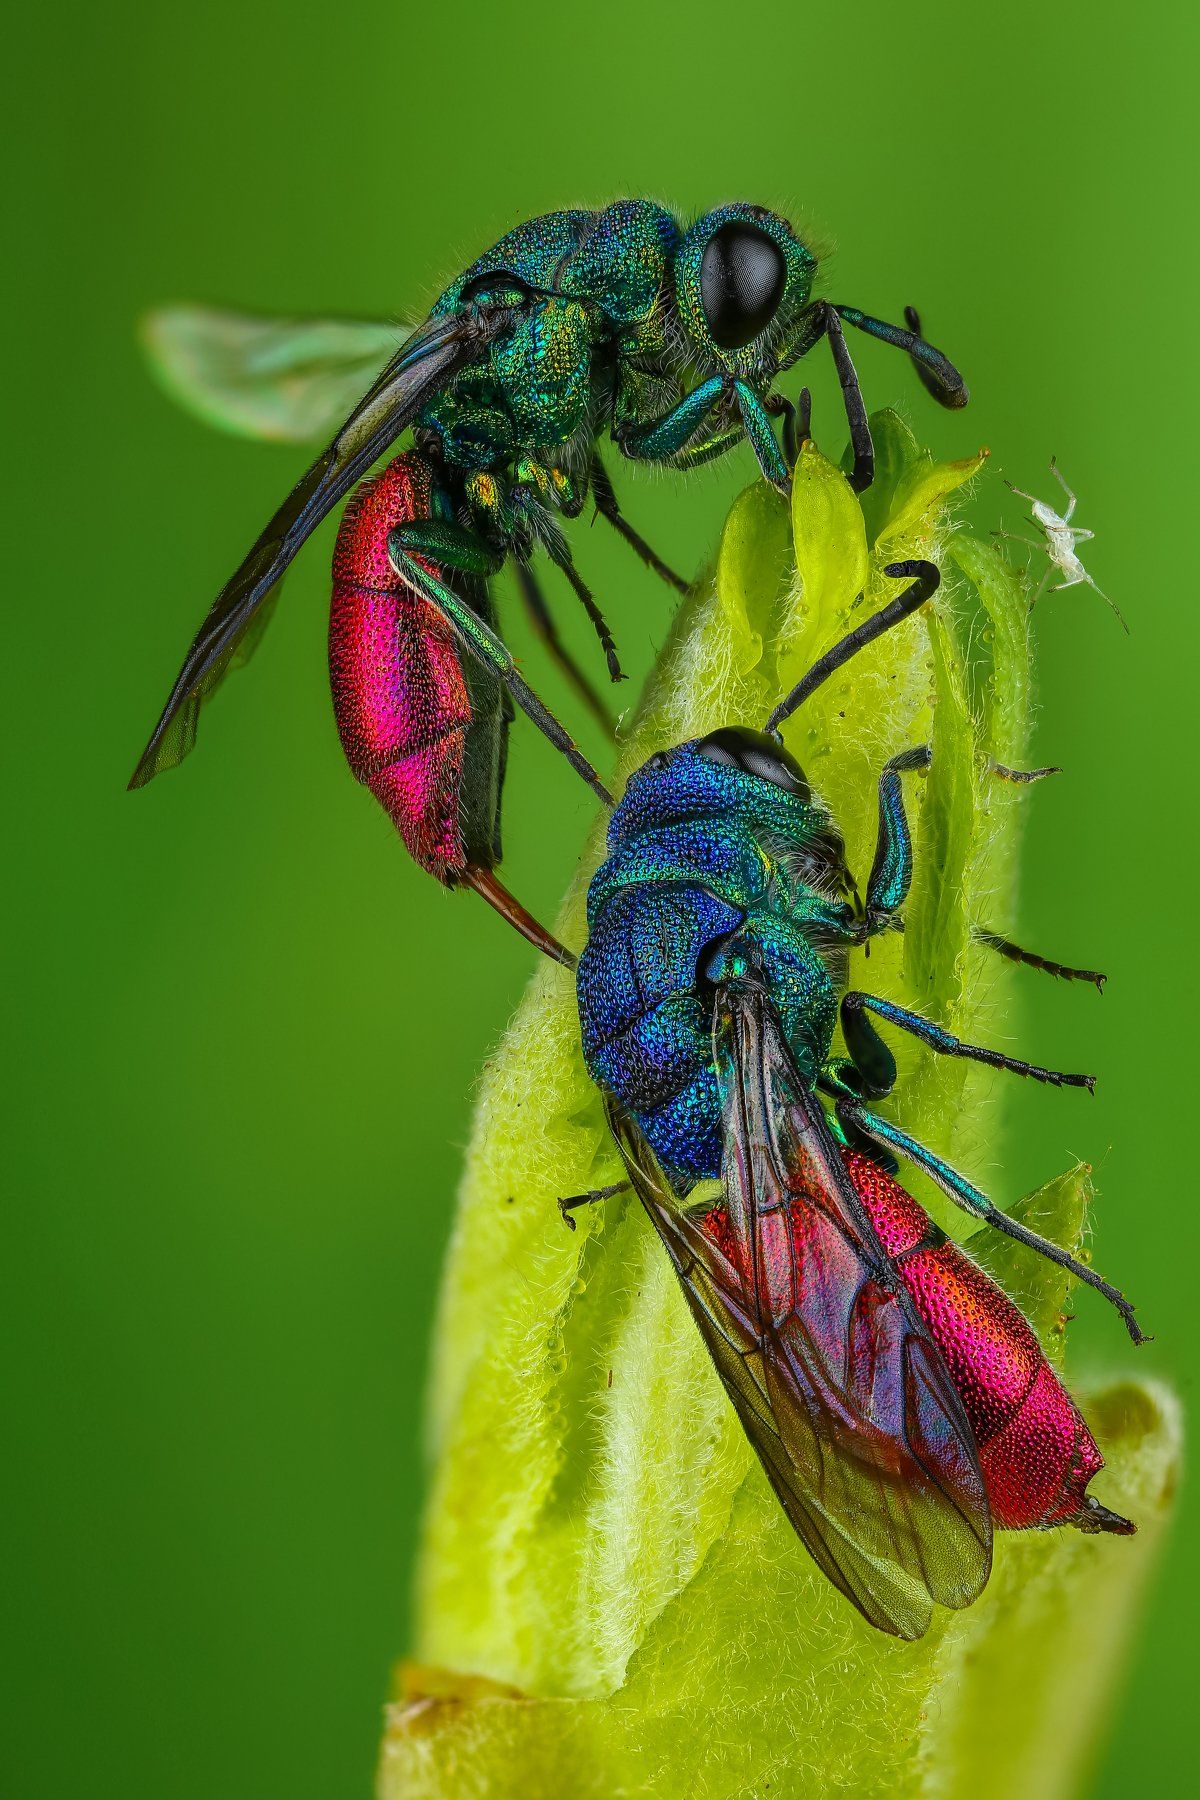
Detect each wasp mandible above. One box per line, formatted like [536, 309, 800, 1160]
[131, 202, 966, 955]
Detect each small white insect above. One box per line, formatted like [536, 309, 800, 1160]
[997, 459, 1127, 631]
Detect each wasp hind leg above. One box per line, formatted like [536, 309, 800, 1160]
[833, 1097, 1148, 1345]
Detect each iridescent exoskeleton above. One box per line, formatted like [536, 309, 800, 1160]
[560, 561, 1146, 1639]
[131, 202, 966, 955]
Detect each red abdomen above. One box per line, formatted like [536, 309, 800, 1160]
[329, 453, 471, 882]
[842, 1149, 1109, 1531]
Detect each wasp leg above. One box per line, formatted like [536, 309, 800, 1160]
[501, 484, 627, 685]
[511, 560, 615, 736]
[860, 745, 932, 929]
[973, 928, 1106, 991]
[823, 307, 873, 492]
[589, 453, 689, 595]
[615, 375, 789, 491]
[861, 746, 1061, 930]
[557, 1181, 629, 1231]
[783, 301, 874, 488]
[387, 516, 506, 577]
[836, 989, 1095, 1098]
[615, 374, 725, 459]
[770, 385, 814, 468]
[733, 383, 790, 488]
[989, 761, 1060, 783]
[387, 531, 613, 807]
[834, 1098, 1149, 1345]
[542, 539, 627, 685]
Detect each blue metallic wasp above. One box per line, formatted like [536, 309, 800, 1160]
[415, 553, 1144, 1638]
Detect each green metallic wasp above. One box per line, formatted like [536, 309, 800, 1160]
[131, 202, 966, 952]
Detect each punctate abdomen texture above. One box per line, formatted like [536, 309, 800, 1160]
[329, 454, 471, 881]
[842, 1149, 1106, 1531]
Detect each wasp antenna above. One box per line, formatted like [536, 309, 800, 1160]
[766, 561, 940, 736]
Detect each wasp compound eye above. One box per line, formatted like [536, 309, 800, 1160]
[693, 727, 810, 798]
[700, 223, 787, 351]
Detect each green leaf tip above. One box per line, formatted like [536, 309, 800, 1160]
[384, 421, 1177, 1799]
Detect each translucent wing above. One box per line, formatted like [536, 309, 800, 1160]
[141, 306, 410, 443]
[130, 303, 516, 788]
[607, 980, 992, 1640]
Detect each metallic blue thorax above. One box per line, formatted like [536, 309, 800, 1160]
[577, 741, 856, 1181]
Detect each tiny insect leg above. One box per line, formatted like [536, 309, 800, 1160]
[1050, 457, 1077, 521]
[589, 453, 689, 594]
[388, 529, 614, 807]
[834, 1099, 1149, 1345]
[558, 1182, 630, 1231]
[835, 990, 1096, 1097]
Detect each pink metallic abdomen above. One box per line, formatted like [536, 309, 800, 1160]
[842, 1149, 1105, 1531]
[329, 453, 469, 882]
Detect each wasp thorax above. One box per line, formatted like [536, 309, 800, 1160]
[700, 223, 787, 350]
[693, 727, 810, 799]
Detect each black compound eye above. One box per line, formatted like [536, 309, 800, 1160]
[699, 223, 787, 351]
[693, 727, 810, 799]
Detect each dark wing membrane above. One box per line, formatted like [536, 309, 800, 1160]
[129, 305, 513, 789]
[607, 983, 991, 1641]
[141, 307, 409, 443]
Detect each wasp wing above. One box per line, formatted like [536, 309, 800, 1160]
[141, 306, 411, 443]
[607, 981, 992, 1640]
[130, 304, 514, 789]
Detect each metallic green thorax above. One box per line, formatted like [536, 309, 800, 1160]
[419, 200, 812, 486]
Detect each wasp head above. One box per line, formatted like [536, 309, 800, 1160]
[673, 205, 815, 378]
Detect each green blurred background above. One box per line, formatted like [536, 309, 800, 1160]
[6, 2, 1196, 1793]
